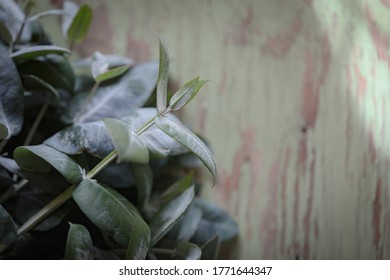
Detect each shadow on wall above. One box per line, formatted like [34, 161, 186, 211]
[48, 0, 390, 259]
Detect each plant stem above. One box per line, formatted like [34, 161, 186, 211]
[17, 185, 75, 235]
[24, 101, 49, 146]
[151, 248, 176, 256]
[86, 150, 117, 179]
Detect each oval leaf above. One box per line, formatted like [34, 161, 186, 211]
[14, 144, 84, 184]
[68, 63, 158, 123]
[62, 0, 79, 38]
[73, 179, 150, 260]
[154, 117, 216, 181]
[104, 118, 149, 163]
[150, 184, 195, 245]
[0, 204, 17, 246]
[65, 223, 94, 260]
[167, 203, 202, 241]
[66, 4, 92, 45]
[156, 34, 169, 113]
[0, 20, 12, 45]
[201, 234, 221, 260]
[95, 65, 130, 83]
[176, 241, 201, 260]
[11, 45, 71, 63]
[130, 163, 152, 212]
[0, 51, 23, 139]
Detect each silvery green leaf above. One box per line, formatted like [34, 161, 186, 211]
[169, 77, 207, 111]
[156, 34, 169, 113]
[91, 51, 108, 79]
[64, 223, 94, 260]
[62, 0, 78, 38]
[66, 4, 92, 45]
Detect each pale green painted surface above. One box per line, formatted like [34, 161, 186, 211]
[38, 0, 390, 259]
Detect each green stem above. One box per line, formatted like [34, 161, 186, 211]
[151, 248, 176, 256]
[17, 185, 75, 236]
[86, 150, 117, 179]
[24, 101, 49, 146]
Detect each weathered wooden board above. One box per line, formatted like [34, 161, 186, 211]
[40, 0, 390, 259]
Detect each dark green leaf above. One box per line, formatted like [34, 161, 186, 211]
[0, 51, 23, 139]
[130, 163, 152, 211]
[22, 74, 60, 100]
[201, 234, 221, 260]
[62, 0, 78, 38]
[65, 223, 94, 260]
[73, 179, 150, 259]
[191, 198, 238, 243]
[155, 117, 216, 181]
[96, 162, 134, 189]
[169, 77, 207, 111]
[156, 34, 169, 113]
[0, 20, 12, 45]
[160, 173, 193, 204]
[11, 45, 71, 63]
[0, 204, 16, 246]
[44, 121, 113, 158]
[14, 144, 84, 184]
[104, 118, 149, 163]
[176, 241, 201, 260]
[66, 4, 92, 45]
[167, 203, 202, 241]
[150, 184, 195, 245]
[67, 63, 158, 123]
[17, 54, 75, 92]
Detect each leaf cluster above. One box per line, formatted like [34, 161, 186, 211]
[0, 0, 238, 260]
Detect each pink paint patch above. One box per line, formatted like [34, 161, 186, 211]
[381, 0, 390, 8]
[225, 6, 254, 46]
[372, 179, 383, 258]
[354, 64, 367, 98]
[261, 12, 302, 58]
[366, 6, 390, 68]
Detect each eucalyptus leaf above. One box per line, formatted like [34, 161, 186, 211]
[0, 20, 12, 45]
[22, 74, 60, 100]
[62, 0, 78, 38]
[64, 223, 94, 260]
[73, 179, 150, 259]
[14, 144, 84, 184]
[169, 77, 207, 111]
[0, 156, 21, 175]
[17, 54, 75, 92]
[201, 234, 221, 260]
[191, 198, 238, 243]
[0, 204, 16, 246]
[91, 51, 108, 79]
[11, 45, 71, 63]
[150, 184, 195, 245]
[95, 65, 130, 83]
[44, 120, 113, 158]
[0, 51, 23, 139]
[167, 203, 202, 241]
[0, 0, 31, 41]
[160, 173, 193, 204]
[67, 62, 158, 123]
[156, 34, 169, 114]
[104, 118, 149, 164]
[66, 4, 92, 45]
[155, 117, 216, 181]
[176, 241, 201, 260]
[130, 163, 152, 211]
[27, 9, 65, 23]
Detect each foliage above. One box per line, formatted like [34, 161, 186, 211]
[0, 0, 238, 260]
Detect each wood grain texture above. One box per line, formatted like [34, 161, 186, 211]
[40, 0, 390, 259]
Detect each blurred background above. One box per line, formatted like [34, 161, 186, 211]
[39, 0, 390, 259]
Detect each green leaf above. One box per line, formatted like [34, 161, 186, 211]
[130, 163, 152, 212]
[14, 144, 84, 184]
[0, 204, 17, 246]
[160, 173, 194, 204]
[0, 20, 12, 45]
[156, 34, 169, 113]
[91, 51, 108, 79]
[67, 63, 158, 123]
[62, 0, 79, 38]
[169, 77, 207, 111]
[0, 51, 23, 139]
[66, 4, 92, 45]
[22, 74, 60, 100]
[27, 9, 65, 22]
[0, 0, 29, 41]
[73, 179, 150, 259]
[201, 234, 221, 260]
[176, 241, 201, 260]
[65, 223, 94, 260]
[150, 183, 195, 245]
[167, 203, 202, 241]
[104, 118, 149, 163]
[11, 45, 71, 63]
[192, 198, 238, 243]
[44, 121, 113, 158]
[95, 65, 130, 82]
[17, 54, 75, 92]
[155, 117, 216, 181]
